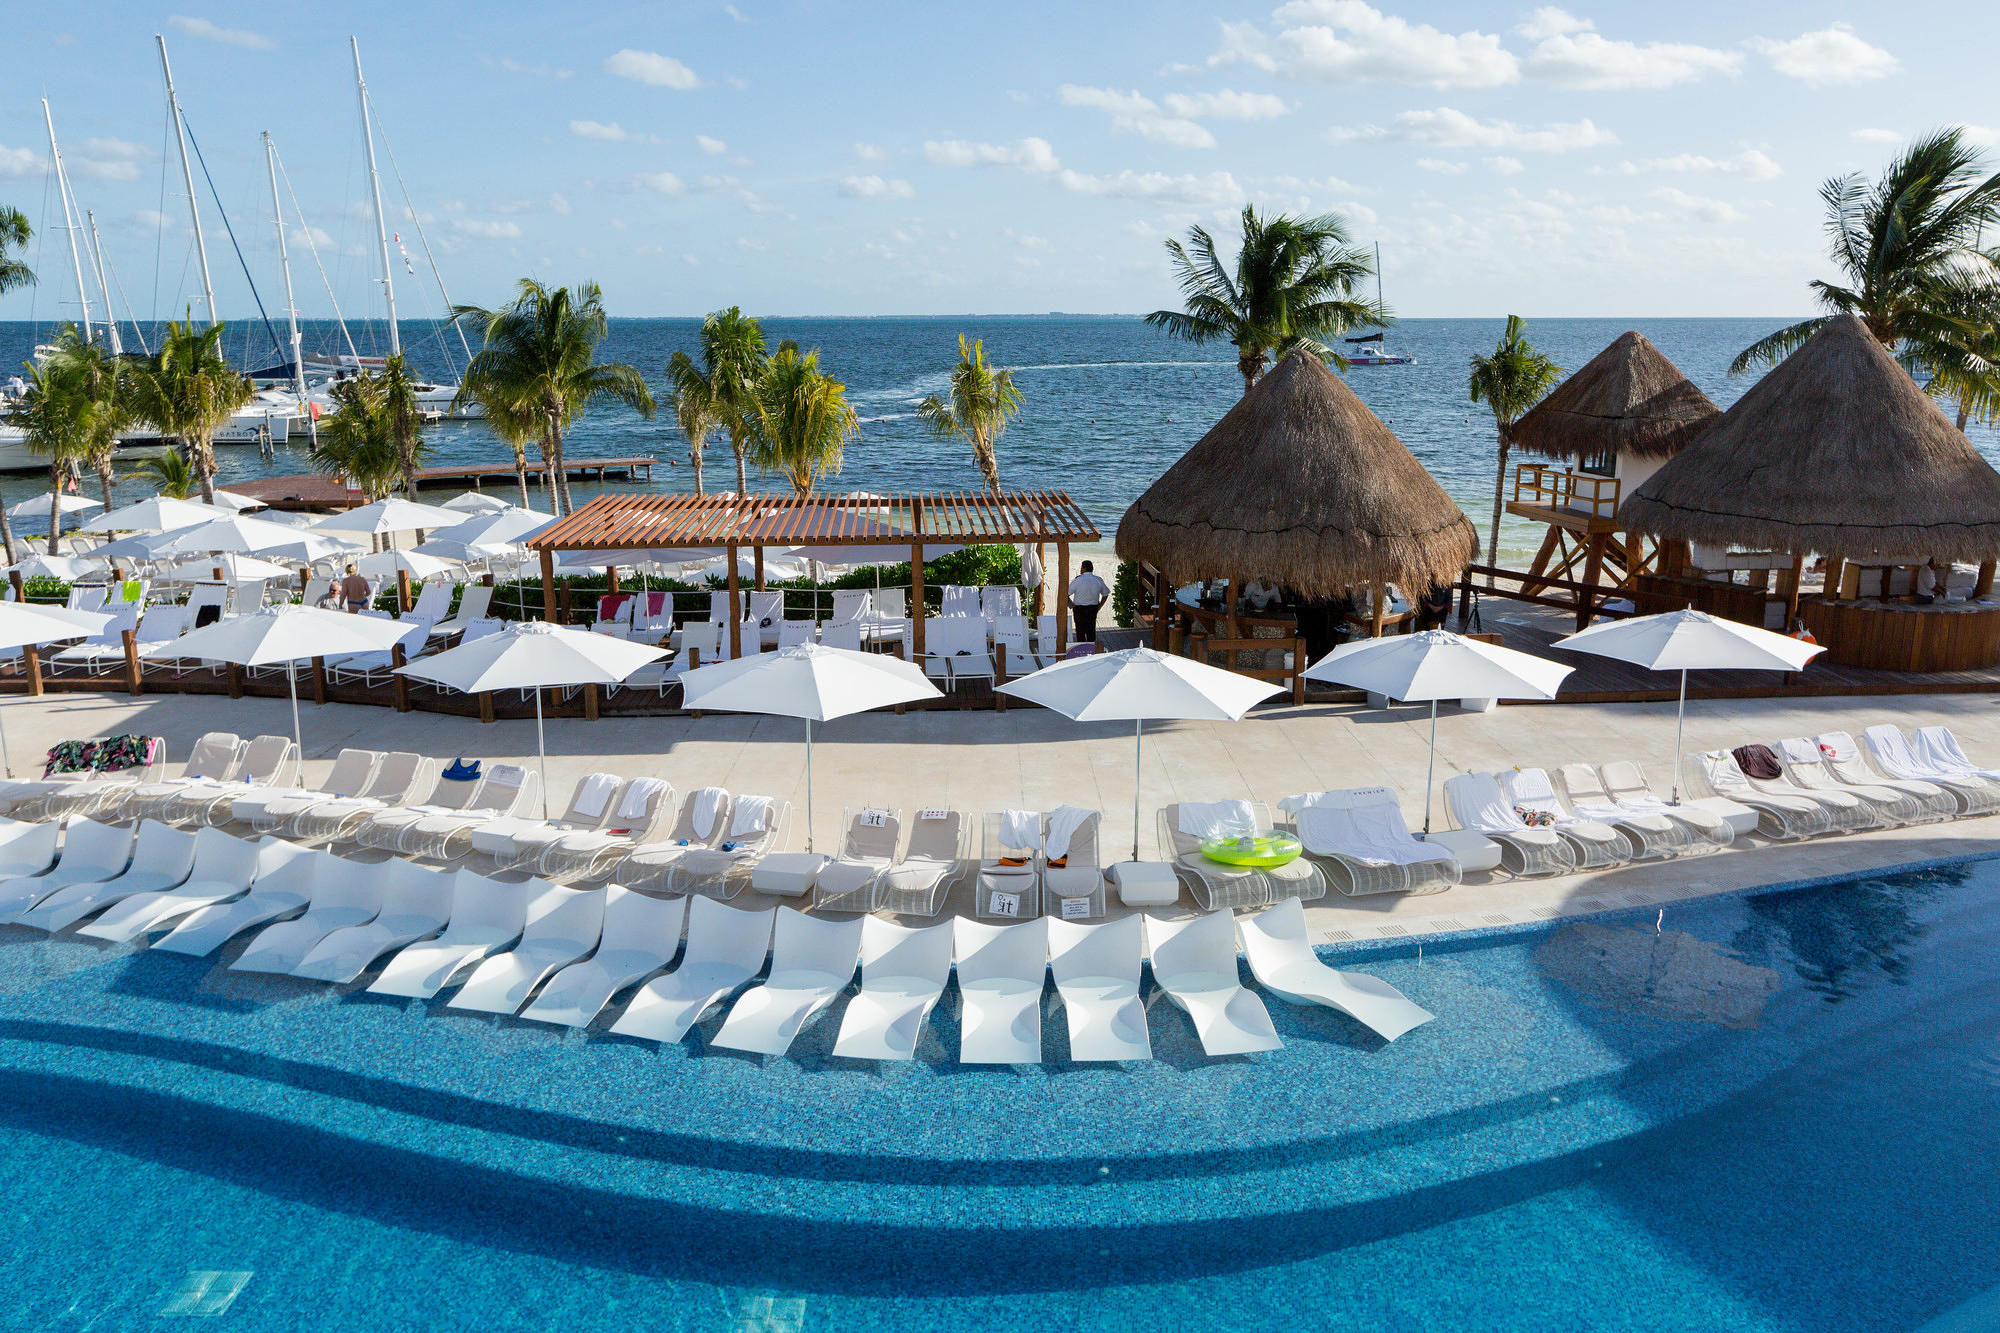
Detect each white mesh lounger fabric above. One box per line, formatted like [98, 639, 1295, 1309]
[1554, 764, 1702, 859]
[82, 836, 288, 944]
[1144, 910, 1281, 1056]
[1280, 788, 1461, 895]
[397, 765, 541, 860]
[448, 883, 606, 1014]
[291, 860, 455, 983]
[712, 908, 865, 1056]
[609, 898, 775, 1044]
[1048, 915, 1150, 1062]
[616, 786, 733, 895]
[160, 734, 297, 827]
[469, 771, 623, 868]
[1041, 807, 1107, 919]
[150, 844, 324, 955]
[1815, 731, 1961, 822]
[0, 818, 134, 919]
[832, 917, 955, 1060]
[111, 731, 242, 823]
[874, 809, 972, 917]
[974, 811, 1042, 921]
[1501, 768, 1632, 868]
[12, 821, 205, 933]
[535, 778, 677, 882]
[1596, 762, 1737, 848]
[1686, 752, 1831, 840]
[1162, 801, 1269, 909]
[1442, 774, 1576, 877]
[672, 796, 788, 898]
[231, 852, 389, 975]
[1730, 745, 1876, 832]
[519, 888, 688, 1028]
[367, 870, 533, 999]
[283, 753, 439, 845]
[1776, 737, 1927, 827]
[953, 917, 1047, 1064]
[1238, 899, 1434, 1041]
[1862, 725, 2000, 815]
[353, 766, 495, 853]
[812, 808, 901, 913]
[234, 749, 382, 832]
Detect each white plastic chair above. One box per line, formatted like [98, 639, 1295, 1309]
[519, 888, 687, 1027]
[286, 753, 440, 844]
[469, 771, 621, 864]
[230, 851, 387, 974]
[711, 908, 864, 1056]
[149, 842, 323, 955]
[776, 617, 816, 648]
[14, 820, 203, 933]
[291, 859, 455, 983]
[1047, 914, 1150, 1062]
[447, 884, 605, 1014]
[0, 817, 133, 919]
[366, 869, 533, 999]
[77, 831, 267, 943]
[832, 917, 954, 1061]
[1238, 899, 1434, 1041]
[609, 898, 775, 1044]
[0, 818, 58, 881]
[235, 749, 382, 830]
[1143, 910, 1281, 1056]
[818, 619, 862, 652]
[953, 916, 1047, 1064]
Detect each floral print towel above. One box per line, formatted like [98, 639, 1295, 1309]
[42, 734, 159, 778]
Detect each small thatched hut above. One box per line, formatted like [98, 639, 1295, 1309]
[1511, 330, 1718, 494]
[1116, 349, 1476, 601]
[1620, 314, 2000, 563]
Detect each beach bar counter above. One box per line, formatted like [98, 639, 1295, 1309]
[1621, 314, 2000, 673]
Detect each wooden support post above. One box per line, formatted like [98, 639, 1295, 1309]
[606, 567, 619, 597]
[583, 681, 599, 721]
[1781, 553, 1806, 625]
[908, 541, 926, 658]
[396, 569, 412, 613]
[297, 568, 308, 597]
[1370, 579, 1387, 638]
[226, 663, 244, 699]
[1055, 541, 1071, 653]
[1226, 569, 1242, 644]
[1975, 561, 1996, 599]
[478, 690, 494, 724]
[754, 545, 765, 592]
[481, 571, 495, 588]
[538, 548, 557, 623]
[1154, 566, 1172, 649]
[1291, 638, 1306, 706]
[20, 643, 41, 697]
[311, 656, 327, 704]
[7, 570, 22, 603]
[559, 579, 574, 625]
[391, 644, 411, 712]
[1576, 535, 1607, 631]
[725, 543, 742, 658]
[122, 629, 143, 696]
[994, 643, 1008, 712]
[1823, 554, 1846, 602]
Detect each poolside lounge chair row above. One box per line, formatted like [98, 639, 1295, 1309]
[1686, 725, 2000, 841]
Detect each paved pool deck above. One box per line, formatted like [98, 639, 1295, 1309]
[6, 688, 1996, 944]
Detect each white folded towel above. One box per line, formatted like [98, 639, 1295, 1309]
[1917, 726, 2000, 780]
[999, 808, 1041, 850]
[1816, 731, 1861, 764]
[691, 786, 726, 839]
[486, 764, 527, 787]
[1445, 773, 1524, 834]
[1294, 805, 1451, 866]
[570, 772, 619, 820]
[1043, 805, 1093, 860]
[729, 795, 774, 837]
[1777, 737, 1823, 767]
[614, 777, 668, 822]
[1176, 800, 1255, 839]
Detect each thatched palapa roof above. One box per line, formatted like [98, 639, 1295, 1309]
[1619, 314, 2000, 562]
[1511, 330, 1719, 460]
[1116, 349, 1476, 595]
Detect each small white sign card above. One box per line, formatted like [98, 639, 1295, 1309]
[1059, 896, 1092, 920]
[918, 808, 949, 821]
[989, 892, 1021, 918]
[859, 809, 889, 827]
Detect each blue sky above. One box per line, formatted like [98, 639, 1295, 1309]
[0, 2, 1991, 321]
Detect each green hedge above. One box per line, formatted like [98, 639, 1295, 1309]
[1112, 560, 1138, 629]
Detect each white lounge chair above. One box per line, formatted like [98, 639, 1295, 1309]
[974, 810, 1043, 921]
[1500, 768, 1633, 868]
[11, 819, 201, 932]
[1683, 751, 1832, 840]
[0, 817, 134, 918]
[940, 585, 980, 618]
[1597, 761, 1741, 847]
[1279, 788, 1462, 895]
[0, 817, 59, 882]
[608, 898, 774, 1044]
[1238, 899, 1434, 1042]
[230, 851, 389, 974]
[365, 869, 534, 999]
[1144, 910, 1281, 1056]
[447, 883, 605, 1014]
[1914, 725, 2000, 791]
[812, 808, 901, 912]
[162, 733, 298, 827]
[711, 907, 864, 1055]
[150, 843, 323, 955]
[776, 617, 815, 649]
[108, 731, 242, 823]
[874, 808, 972, 916]
[326, 617, 433, 686]
[1047, 914, 1150, 1062]
[518, 887, 687, 1027]
[662, 796, 788, 899]
[430, 583, 494, 641]
[1776, 736, 1929, 826]
[284, 752, 440, 844]
[535, 777, 677, 882]
[1161, 801, 1319, 908]
[1040, 806, 1109, 918]
[1554, 764, 1707, 859]
[953, 916, 1047, 1064]
[831, 916, 953, 1060]
[1708, 747, 1864, 833]
[469, 771, 621, 867]
[233, 748, 382, 831]
[1442, 773, 1578, 877]
[1817, 730, 1965, 821]
[21, 736, 167, 821]
[291, 860, 454, 983]
[616, 786, 732, 894]
[377, 764, 540, 859]
[1861, 724, 2000, 815]
[78, 833, 271, 943]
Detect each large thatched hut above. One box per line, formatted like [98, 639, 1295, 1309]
[1511, 330, 1718, 493]
[1117, 349, 1476, 636]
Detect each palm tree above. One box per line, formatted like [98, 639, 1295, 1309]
[1468, 315, 1563, 576]
[452, 280, 654, 516]
[37, 328, 134, 509]
[14, 355, 94, 555]
[668, 307, 766, 496]
[310, 374, 408, 502]
[378, 353, 426, 498]
[1731, 129, 2000, 392]
[479, 393, 543, 508]
[125, 318, 254, 504]
[664, 349, 723, 495]
[1146, 205, 1386, 394]
[0, 205, 33, 296]
[748, 342, 858, 496]
[124, 449, 198, 500]
[917, 334, 1021, 491]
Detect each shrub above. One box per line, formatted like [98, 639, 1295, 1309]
[1112, 560, 1139, 629]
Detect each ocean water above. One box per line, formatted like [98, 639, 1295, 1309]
[5, 315, 1998, 562]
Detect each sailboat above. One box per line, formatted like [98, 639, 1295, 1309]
[1344, 243, 1414, 366]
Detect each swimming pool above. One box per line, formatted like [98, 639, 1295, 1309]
[2, 857, 1997, 1331]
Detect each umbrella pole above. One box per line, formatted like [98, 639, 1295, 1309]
[1133, 717, 1143, 863]
[287, 660, 303, 782]
[1671, 667, 1688, 805]
[0, 700, 12, 778]
[535, 688, 549, 820]
[805, 716, 814, 854]
[1423, 698, 1438, 837]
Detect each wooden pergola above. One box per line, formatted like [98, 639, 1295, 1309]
[526, 489, 1101, 656]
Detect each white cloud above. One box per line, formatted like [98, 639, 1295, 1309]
[1752, 25, 1898, 85]
[452, 219, 522, 239]
[1331, 107, 1615, 152]
[1514, 7, 1591, 41]
[1850, 127, 1902, 145]
[1416, 157, 1468, 174]
[604, 49, 700, 90]
[570, 120, 655, 143]
[923, 137, 1061, 172]
[549, 192, 572, 215]
[1059, 85, 1215, 149]
[0, 145, 42, 176]
[854, 142, 887, 161]
[635, 171, 685, 194]
[1523, 26, 1741, 89]
[166, 15, 276, 51]
[1215, 1, 1518, 89]
[490, 56, 573, 79]
[1159, 89, 1287, 120]
[1964, 126, 2000, 149]
[696, 135, 727, 155]
[136, 209, 181, 232]
[700, 175, 782, 214]
[1616, 149, 1782, 181]
[1055, 168, 1243, 206]
[1653, 187, 1746, 224]
[724, 2, 747, 18]
[840, 175, 915, 200]
[1486, 155, 1524, 174]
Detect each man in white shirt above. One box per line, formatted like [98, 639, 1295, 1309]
[1068, 559, 1110, 644]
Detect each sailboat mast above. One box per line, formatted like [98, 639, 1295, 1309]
[40, 99, 93, 343]
[264, 132, 307, 410]
[84, 211, 121, 357]
[352, 37, 400, 357]
[156, 34, 217, 328]
[1375, 242, 1384, 314]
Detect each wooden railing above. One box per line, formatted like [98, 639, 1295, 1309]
[1511, 463, 1620, 518]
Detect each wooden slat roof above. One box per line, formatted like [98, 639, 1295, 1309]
[527, 489, 1100, 552]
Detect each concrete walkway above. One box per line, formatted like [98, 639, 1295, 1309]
[6, 688, 1996, 944]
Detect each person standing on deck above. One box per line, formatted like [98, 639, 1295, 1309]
[1069, 559, 1109, 644]
[339, 563, 372, 614]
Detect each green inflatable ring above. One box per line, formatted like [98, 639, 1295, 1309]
[1199, 831, 1303, 868]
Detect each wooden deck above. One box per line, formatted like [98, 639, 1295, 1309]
[233, 457, 657, 510]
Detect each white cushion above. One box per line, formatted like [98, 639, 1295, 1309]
[1107, 862, 1178, 907]
[751, 852, 828, 898]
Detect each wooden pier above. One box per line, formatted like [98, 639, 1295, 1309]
[231, 457, 657, 510]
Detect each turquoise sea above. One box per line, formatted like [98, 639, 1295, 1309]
[5, 315, 1998, 562]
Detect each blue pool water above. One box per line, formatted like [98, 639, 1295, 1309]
[2, 857, 1999, 1330]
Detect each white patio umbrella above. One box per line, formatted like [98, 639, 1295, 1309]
[1305, 630, 1573, 834]
[355, 549, 463, 582]
[440, 491, 512, 514]
[6, 493, 102, 520]
[167, 552, 295, 584]
[141, 605, 412, 765]
[678, 643, 942, 851]
[1554, 609, 1825, 801]
[148, 515, 360, 564]
[427, 508, 554, 548]
[998, 646, 1283, 863]
[307, 497, 466, 537]
[0, 602, 113, 775]
[209, 491, 266, 512]
[7, 554, 107, 581]
[394, 621, 665, 817]
[77, 496, 231, 534]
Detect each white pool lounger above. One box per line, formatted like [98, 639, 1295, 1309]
[0, 818, 59, 882]
[711, 908, 864, 1056]
[149, 845, 324, 955]
[367, 869, 532, 999]
[447, 883, 604, 1014]
[230, 853, 388, 975]
[952, 917, 1047, 1064]
[0, 817, 135, 919]
[1047, 914, 1151, 1062]
[1144, 910, 1282, 1056]
[1238, 899, 1434, 1042]
[608, 898, 774, 1044]
[519, 887, 686, 1028]
[832, 917, 954, 1061]
[81, 836, 286, 944]
[15, 822, 204, 933]
[290, 860, 454, 983]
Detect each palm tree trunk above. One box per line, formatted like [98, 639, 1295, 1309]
[0, 506, 16, 567]
[193, 438, 217, 505]
[1238, 351, 1262, 395]
[690, 441, 704, 495]
[1960, 401, 1973, 431]
[975, 436, 999, 491]
[1486, 429, 1510, 587]
[512, 445, 531, 510]
[50, 469, 64, 560]
[94, 456, 116, 510]
[733, 433, 749, 497]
